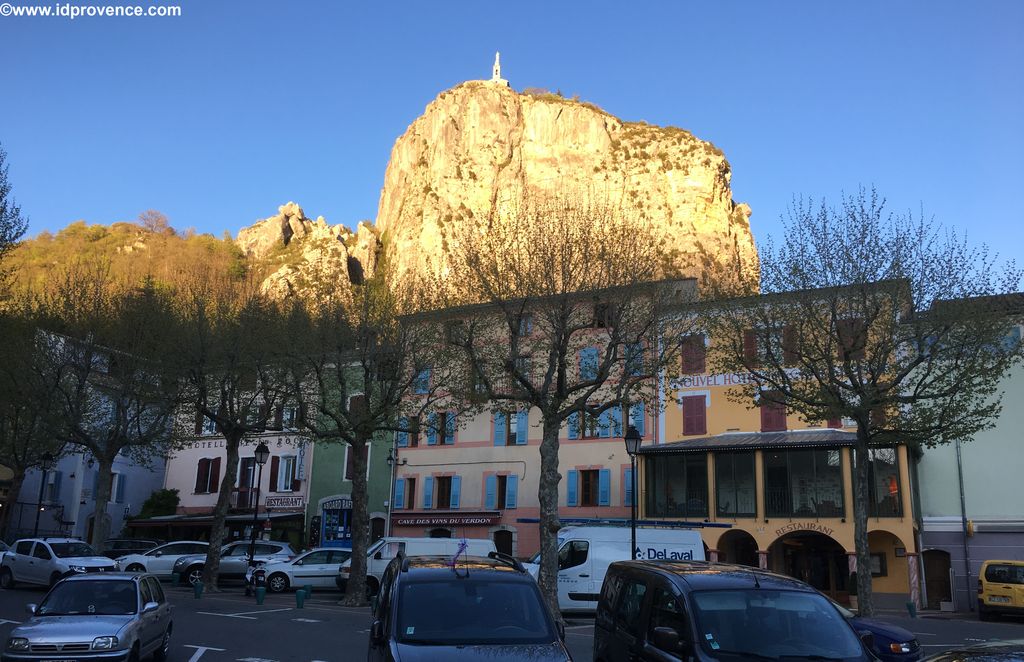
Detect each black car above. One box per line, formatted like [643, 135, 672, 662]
[101, 539, 161, 560]
[368, 552, 571, 661]
[924, 640, 1024, 661]
[594, 560, 878, 662]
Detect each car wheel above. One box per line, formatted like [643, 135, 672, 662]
[267, 573, 289, 593]
[49, 571, 63, 587]
[153, 626, 171, 662]
[0, 568, 15, 589]
[126, 564, 145, 573]
[128, 643, 140, 662]
[186, 566, 204, 586]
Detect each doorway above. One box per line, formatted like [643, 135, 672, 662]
[923, 549, 952, 610]
[769, 531, 848, 600]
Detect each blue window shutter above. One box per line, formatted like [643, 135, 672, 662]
[624, 468, 633, 506]
[611, 405, 623, 438]
[580, 347, 599, 381]
[394, 478, 405, 510]
[516, 411, 528, 445]
[507, 475, 518, 509]
[567, 470, 578, 507]
[494, 412, 506, 446]
[415, 368, 431, 394]
[426, 413, 437, 445]
[598, 409, 610, 438]
[445, 413, 456, 444]
[424, 476, 434, 509]
[52, 471, 63, 501]
[397, 417, 409, 447]
[115, 474, 126, 504]
[599, 469, 611, 506]
[630, 403, 645, 437]
[485, 474, 497, 509]
[450, 476, 461, 509]
[568, 411, 579, 440]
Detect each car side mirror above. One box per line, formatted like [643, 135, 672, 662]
[651, 627, 682, 653]
[370, 619, 384, 644]
[25, 603, 37, 616]
[373, 551, 383, 560]
[143, 601, 159, 613]
[858, 630, 875, 651]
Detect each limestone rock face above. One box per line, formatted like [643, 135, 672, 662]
[374, 82, 757, 283]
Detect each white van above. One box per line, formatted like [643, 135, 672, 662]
[337, 536, 496, 594]
[524, 526, 705, 612]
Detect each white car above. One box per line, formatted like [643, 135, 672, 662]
[0, 538, 117, 588]
[116, 540, 209, 579]
[263, 547, 352, 592]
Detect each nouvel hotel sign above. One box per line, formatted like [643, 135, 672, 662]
[392, 511, 501, 527]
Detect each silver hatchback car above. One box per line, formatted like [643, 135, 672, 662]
[3, 573, 172, 662]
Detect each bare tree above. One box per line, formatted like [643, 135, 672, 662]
[705, 187, 1022, 615]
[286, 266, 463, 606]
[442, 190, 694, 617]
[175, 270, 293, 589]
[137, 210, 173, 236]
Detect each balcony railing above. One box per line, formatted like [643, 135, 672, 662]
[765, 486, 844, 518]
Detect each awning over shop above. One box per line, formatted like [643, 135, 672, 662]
[639, 430, 857, 454]
[128, 512, 303, 528]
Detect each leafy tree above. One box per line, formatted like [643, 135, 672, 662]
[706, 188, 1022, 615]
[442, 190, 693, 618]
[137, 488, 180, 519]
[174, 269, 293, 589]
[0, 145, 28, 291]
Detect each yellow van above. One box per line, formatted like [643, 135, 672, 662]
[978, 559, 1024, 620]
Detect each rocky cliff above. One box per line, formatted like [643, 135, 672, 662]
[238, 79, 756, 294]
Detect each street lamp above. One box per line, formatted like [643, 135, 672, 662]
[623, 425, 642, 560]
[247, 442, 271, 569]
[385, 445, 407, 538]
[33, 452, 55, 537]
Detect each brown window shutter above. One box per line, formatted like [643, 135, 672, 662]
[195, 458, 208, 493]
[210, 457, 221, 493]
[269, 456, 280, 492]
[782, 326, 799, 365]
[683, 396, 705, 436]
[743, 330, 758, 367]
[761, 400, 787, 432]
[681, 335, 706, 374]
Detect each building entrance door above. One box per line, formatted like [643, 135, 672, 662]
[770, 531, 848, 599]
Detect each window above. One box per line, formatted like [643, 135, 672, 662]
[32, 543, 52, 560]
[645, 454, 708, 518]
[870, 553, 888, 577]
[494, 411, 528, 446]
[281, 406, 299, 430]
[744, 328, 796, 367]
[567, 468, 610, 507]
[145, 577, 164, 603]
[397, 417, 420, 448]
[558, 541, 589, 570]
[861, 447, 902, 517]
[113, 473, 126, 504]
[404, 477, 416, 509]
[194, 457, 221, 494]
[682, 395, 706, 436]
[424, 475, 460, 510]
[579, 346, 599, 381]
[485, 473, 518, 510]
[629, 402, 646, 437]
[614, 579, 648, 637]
[201, 416, 218, 436]
[516, 314, 533, 337]
[413, 367, 431, 394]
[15, 541, 32, 555]
[764, 449, 845, 518]
[568, 403, 622, 440]
[760, 397, 787, 432]
[715, 452, 756, 517]
[648, 587, 689, 646]
[681, 334, 706, 374]
[272, 455, 297, 492]
[426, 411, 456, 445]
[836, 318, 866, 361]
[139, 576, 153, 605]
[44, 471, 63, 502]
[624, 343, 644, 377]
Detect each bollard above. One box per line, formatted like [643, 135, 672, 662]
[295, 589, 306, 609]
[906, 601, 917, 618]
[255, 587, 266, 605]
[193, 582, 203, 600]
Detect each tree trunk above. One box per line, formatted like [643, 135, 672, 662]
[537, 416, 563, 623]
[342, 438, 370, 606]
[0, 472, 25, 539]
[90, 457, 115, 553]
[203, 433, 241, 590]
[852, 426, 874, 616]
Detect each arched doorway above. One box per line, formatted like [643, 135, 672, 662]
[428, 528, 452, 539]
[922, 549, 952, 610]
[718, 529, 759, 567]
[768, 531, 848, 599]
[493, 529, 513, 556]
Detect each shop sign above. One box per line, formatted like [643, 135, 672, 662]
[266, 496, 305, 510]
[393, 512, 500, 527]
[774, 522, 836, 538]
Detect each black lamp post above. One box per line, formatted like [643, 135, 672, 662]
[247, 442, 271, 568]
[33, 452, 55, 537]
[624, 425, 642, 560]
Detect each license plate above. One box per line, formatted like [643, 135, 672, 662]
[990, 596, 1011, 603]
[52, 658, 77, 662]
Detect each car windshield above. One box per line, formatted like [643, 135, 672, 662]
[50, 542, 96, 558]
[37, 580, 137, 616]
[396, 578, 555, 645]
[690, 589, 864, 660]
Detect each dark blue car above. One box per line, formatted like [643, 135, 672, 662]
[833, 601, 922, 662]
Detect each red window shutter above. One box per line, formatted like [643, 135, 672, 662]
[761, 400, 787, 432]
[210, 457, 221, 493]
[195, 458, 208, 493]
[269, 456, 280, 492]
[782, 326, 799, 365]
[743, 330, 758, 367]
[827, 417, 843, 429]
[682, 396, 706, 436]
[681, 335, 706, 374]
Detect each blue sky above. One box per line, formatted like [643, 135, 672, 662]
[2, 0, 1022, 265]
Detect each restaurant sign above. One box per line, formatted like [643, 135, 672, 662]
[774, 522, 836, 538]
[265, 496, 305, 510]
[392, 512, 500, 527]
